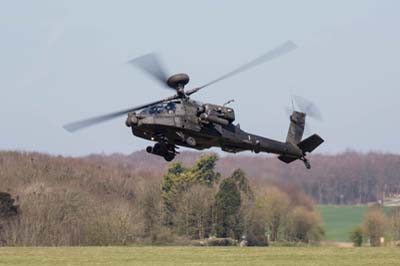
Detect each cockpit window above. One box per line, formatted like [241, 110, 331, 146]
[142, 102, 176, 115]
[165, 102, 176, 112]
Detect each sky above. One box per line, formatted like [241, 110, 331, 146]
[1, 0, 400, 156]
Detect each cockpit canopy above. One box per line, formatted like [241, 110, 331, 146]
[141, 102, 177, 115]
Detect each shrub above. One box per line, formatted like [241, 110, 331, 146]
[0, 192, 19, 219]
[206, 237, 238, 246]
[349, 225, 363, 247]
[286, 206, 324, 243]
[363, 207, 387, 247]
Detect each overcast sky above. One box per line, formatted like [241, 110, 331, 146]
[1, 0, 399, 156]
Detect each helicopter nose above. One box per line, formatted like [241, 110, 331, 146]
[125, 113, 138, 127]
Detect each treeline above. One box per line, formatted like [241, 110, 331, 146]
[272, 152, 400, 205]
[86, 150, 400, 204]
[0, 151, 323, 246]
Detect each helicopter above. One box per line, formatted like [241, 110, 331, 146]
[63, 41, 324, 169]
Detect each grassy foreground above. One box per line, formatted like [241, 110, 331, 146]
[1, 247, 399, 266]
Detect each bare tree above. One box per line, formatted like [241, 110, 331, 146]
[257, 187, 290, 241]
[173, 185, 215, 239]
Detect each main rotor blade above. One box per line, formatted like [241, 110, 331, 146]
[128, 53, 170, 89]
[187, 41, 297, 96]
[63, 95, 178, 132]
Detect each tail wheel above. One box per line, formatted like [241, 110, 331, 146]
[301, 157, 311, 169]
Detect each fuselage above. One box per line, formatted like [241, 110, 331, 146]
[125, 99, 303, 157]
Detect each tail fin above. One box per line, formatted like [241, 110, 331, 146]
[286, 111, 305, 145]
[278, 111, 306, 164]
[285, 111, 324, 151]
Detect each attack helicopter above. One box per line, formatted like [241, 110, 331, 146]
[64, 41, 324, 169]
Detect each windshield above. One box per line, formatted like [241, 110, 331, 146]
[142, 102, 176, 115]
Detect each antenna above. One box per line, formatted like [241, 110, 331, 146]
[290, 91, 295, 112]
[223, 99, 235, 107]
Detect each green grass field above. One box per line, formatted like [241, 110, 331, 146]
[318, 205, 394, 242]
[1, 247, 399, 266]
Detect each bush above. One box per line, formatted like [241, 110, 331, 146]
[148, 227, 176, 245]
[349, 225, 363, 247]
[269, 241, 311, 247]
[0, 192, 19, 219]
[285, 206, 323, 243]
[363, 208, 387, 247]
[206, 237, 238, 246]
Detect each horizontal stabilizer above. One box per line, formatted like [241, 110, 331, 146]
[298, 134, 324, 153]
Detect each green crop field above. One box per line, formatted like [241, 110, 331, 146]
[318, 205, 368, 242]
[1, 246, 400, 266]
[318, 205, 394, 242]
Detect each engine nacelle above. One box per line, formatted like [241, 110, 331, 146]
[199, 113, 229, 126]
[202, 104, 235, 123]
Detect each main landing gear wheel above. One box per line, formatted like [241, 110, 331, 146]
[186, 136, 196, 147]
[301, 157, 311, 169]
[164, 152, 175, 162]
[146, 140, 177, 162]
